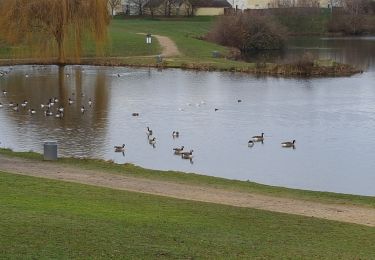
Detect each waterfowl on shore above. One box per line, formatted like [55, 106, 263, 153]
[248, 140, 254, 147]
[68, 98, 74, 105]
[81, 106, 85, 113]
[21, 102, 27, 108]
[9, 102, 14, 107]
[0, 103, 3, 108]
[88, 99, 92, 107]
[2, 90, 7, 96]
[252, 133, 264, 142]
[172, 131, 179, 138]
[181, 150, 193, 159]
[58, 106, 64, 113]
[54, 97, 59, 103]
[281, 140, 296, 148]
[173, 146, 184, 154]
[114, 144, 125, 152]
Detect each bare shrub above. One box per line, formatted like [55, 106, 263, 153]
[207, 14, 287, 52]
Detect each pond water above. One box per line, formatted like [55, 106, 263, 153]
[0, 37, 374, 196]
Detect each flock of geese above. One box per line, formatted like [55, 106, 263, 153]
[114, 127, 194, 163]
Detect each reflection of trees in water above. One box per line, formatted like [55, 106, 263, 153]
[0, 65, 111, 157]
[243, 37, 375, 70]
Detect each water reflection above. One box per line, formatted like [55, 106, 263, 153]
[244, 36, 375, 70]
[0, 65, 111, 158]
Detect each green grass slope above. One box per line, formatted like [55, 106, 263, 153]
[0, 172, 374, 259]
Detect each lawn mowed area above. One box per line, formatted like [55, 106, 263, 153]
[0, 171, 374, 259]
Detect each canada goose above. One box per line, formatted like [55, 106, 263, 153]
[214, 108, 219, 111]
[68, 98, 74, 105]
[58, 107, 64, 113]
[0, 103, 3, 108]
[181, 150, 193, 159]
[9, 102, 14, 107]
[41, 103, 50, 109]
[132, 113, 139, 116]
[149, 137, 156, 145]
[146, 127, 153, 136]
[238, 99, 242, 103]
[114, 144, 125, 152]
[281, 140, 296, 148]
[25, 74, 29, 78]
[172, 131, 179, 138]
[54, 97, 59, 103]
[81, 106, 85, 113]
[252, 133, 264, 142]
[173, 146, 184, 154]
[2, 90, 7, 96]
[21, 102, 27, 108]
[88, 99, 92, 107]
[248, 140, 254, 147]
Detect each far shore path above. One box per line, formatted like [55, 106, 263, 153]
[136, 33, 181, 57]
[0, 155, 374, 227]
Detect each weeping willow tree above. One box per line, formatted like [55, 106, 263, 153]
[0, 0, 110, 64]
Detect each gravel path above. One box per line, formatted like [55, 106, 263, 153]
[0, 155, 374, 227]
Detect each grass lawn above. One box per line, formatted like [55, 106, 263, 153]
[1, 148, 374, 209]
[0, 171, 374, 259]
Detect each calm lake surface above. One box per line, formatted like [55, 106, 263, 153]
[0, 37, 374, 196]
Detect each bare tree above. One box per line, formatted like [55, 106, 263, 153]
[0, 0, 109, 64]
[108, 0, 122, 16]
[128, 0, 148, 15]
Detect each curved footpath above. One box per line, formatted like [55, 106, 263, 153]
[0, 154, 374, 227]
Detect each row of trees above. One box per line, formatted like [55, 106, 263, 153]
[108, 0, 193, 17]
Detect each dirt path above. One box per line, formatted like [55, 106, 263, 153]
[137, 33, 181, 57]
[0, 155, 374, 227]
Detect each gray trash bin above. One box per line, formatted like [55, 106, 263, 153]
[44, 141, 58, 160]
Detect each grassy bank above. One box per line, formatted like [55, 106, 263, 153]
[0, 17, 360, 76]
[0, 171, 374, 259]
[0, 148, 374, 208]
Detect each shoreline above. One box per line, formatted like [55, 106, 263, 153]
[0, 149, 374, 227]
[0, 57, 362, 77]
[0, 148, 373, 208]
